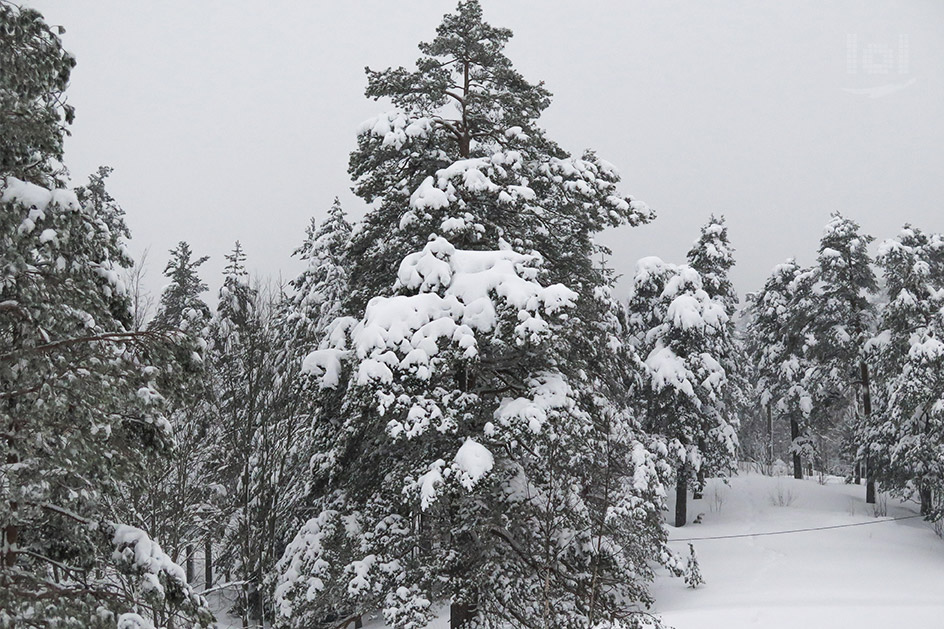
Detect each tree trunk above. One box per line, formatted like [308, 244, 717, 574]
[458, 60, 471, 159]
[790, 418, 802, 480]
[204, 538, 213, 588]
[854, 461, 861, 485]
[693, 439, 705, 500]
[860, 361, 876, 504]
[675, 471, 687, 527]
[766, 403, 773, 471]
[186, 544, 195, 583]
[920, 486, 932, 516]
[450, 599, 477, 629]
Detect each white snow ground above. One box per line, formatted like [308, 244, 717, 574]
[652, 471, 944, 629]
[212, 471, 944, 628]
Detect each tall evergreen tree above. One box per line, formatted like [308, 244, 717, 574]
[276, 3, 681, 628]
[135, 242, 216, 587]
[256, 203, 356, 619]
[625, 257, 738, 527]
[685, 215, 746, 497]
[208, 242, 272, 623]
[152, 242, 211, 330]
[801, 214, 879, 501]
[868, 226, 944, 516]
[0, 5, 211, 623]
[746, 259, 816, 479]
[284, 199, 352, 352]
[0, 172, 212, 625]
[0, 1, 75, 186]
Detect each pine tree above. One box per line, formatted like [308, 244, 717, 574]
[0, 1, 75, 186]
[0, 171, 213, 625]
[152, 242, 211, 330]
[208, 242, 270, 622]
[686, 215, 737, 312]
[0, 7, 211, 622]
[284, 199, 352, 352]
[869, 226, 944, 517]
[801, 214, 879, 501]
[746, 259, 816, 479]
[684, 543, 704, 589]
[276, 3, 681, 628]
[625, 257, 738, 527]
[257, 202, 355, 618]
[133, 242, 217, 587]
[685, 215, 746, 498]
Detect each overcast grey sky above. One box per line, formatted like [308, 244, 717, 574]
[29, 0, 944, 302]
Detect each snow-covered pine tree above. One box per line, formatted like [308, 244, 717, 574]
[869, 226, 944, 517]
[152, 241, 211, 330]
[746, 259, 816, 479]
[685, 215, 747, 497]
[684, 543, 704, 589]
[800, 214, 879, 501]
[284, 199, 352, 352]
[257, 201, 355, 613]
[208, 242, 276, 623]
[686, 216, 737, 312]
[0, 169, 213, 625]
[1, 7, 211, 622]
[135, 242, 216, 585]
[625, 257, 738, 527]
[276, 3, 680, 628]
[209, 242, 311, 626]
[0, 1, 75, 186]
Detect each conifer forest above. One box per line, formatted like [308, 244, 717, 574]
[2, 2, 943, 628]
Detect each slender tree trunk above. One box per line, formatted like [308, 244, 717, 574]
[854, 461, 861, 485]
[675, 470, 687, 527]
[766, 403, 773, 471]
[3, 397, 19, 572]
[458, 60, 471, 158]
[186, 544, 195, 583]
[860, 361, 876, 504]
[204, 538, 213, 588]
[790, 418, 802, 480]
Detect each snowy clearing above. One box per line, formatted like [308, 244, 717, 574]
[652, 472, 944, 629]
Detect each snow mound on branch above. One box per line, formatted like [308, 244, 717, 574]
[117, 614, 155, 629]
[494, 371, 576, 435]
[358, 110, 433, 150]
[110, 522, 210, 619]
[305, 237, 577, 390]
[452, 438, 493, 490]
[112, 524, 187, 583]
[415, 439, 494, 510]
[1, 176, 80, 212]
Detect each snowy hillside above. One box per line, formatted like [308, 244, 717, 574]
[653, 472, 944, 628]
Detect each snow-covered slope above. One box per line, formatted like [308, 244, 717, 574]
[653, 472, 944, 628]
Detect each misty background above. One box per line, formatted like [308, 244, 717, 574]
[28, 0, 944, 302]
